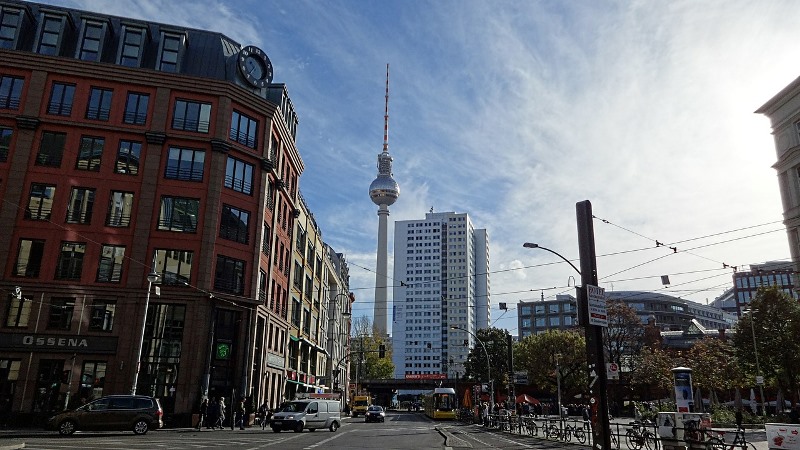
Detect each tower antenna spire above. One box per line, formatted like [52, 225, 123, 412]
[383, 63, 389, 153]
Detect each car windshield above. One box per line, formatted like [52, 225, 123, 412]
[278, 401, 308, 413]
[368, 406, 383, 412]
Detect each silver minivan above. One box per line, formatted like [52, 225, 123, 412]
[270, 400, 341, 433]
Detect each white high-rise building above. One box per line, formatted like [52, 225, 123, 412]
[391, 211, 490, 380]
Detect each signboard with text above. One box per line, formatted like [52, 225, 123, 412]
[404, 373, 447, 380]
[766, 423, 800, 449]
[587, 285, 608, 327]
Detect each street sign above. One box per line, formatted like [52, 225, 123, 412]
[756, 376, 764, 385]
[514, 370, 528, 385]
[606, 362, 619, 380]
[587, 285, 608, 327]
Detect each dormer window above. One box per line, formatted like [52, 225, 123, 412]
[36, 13, 68, 56]
[0, 6, 24, 50]
[158, 31, 185, 73]
[118, 24, 146, 68]
[76, 18, 109, 62]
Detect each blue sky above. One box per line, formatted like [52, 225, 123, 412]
[47, 0, 800, 333]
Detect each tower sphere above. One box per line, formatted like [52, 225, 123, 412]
[369, 175, 399, 206]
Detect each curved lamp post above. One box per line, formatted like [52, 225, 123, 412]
[522, 243, 581, 275]
[743, 307, 766, 416]
[131, 264, 160, 395]
[450, 325, 493, 412]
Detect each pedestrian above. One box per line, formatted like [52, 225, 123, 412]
[208, 397, 219, 429]
[196, 398, 208, 430]
[215, 397, 226, 429]
[735, 408, 744, 429]
[234, 398, 246, 430]
[258, 402, 270, 430]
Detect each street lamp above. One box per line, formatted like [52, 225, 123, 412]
[327, 292, 351, 395]
[744, 307, 766, 416]
[522, 243, 581, 275]
[450, 325, 493, 412]
[555, 353, 562, 419]
[131, 262, 160, 395]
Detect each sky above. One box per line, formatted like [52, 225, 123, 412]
[45, 0, 800, 334]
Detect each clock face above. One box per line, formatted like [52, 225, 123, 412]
[237, 45, 273, 88]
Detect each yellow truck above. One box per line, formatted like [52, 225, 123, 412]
[351, 395, 371, 417]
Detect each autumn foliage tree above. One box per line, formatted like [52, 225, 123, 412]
[515, 329, 587, 399]
[629, 346, 674, 400]
[686, 337, 741, 401]
[603, 300, 644, 370]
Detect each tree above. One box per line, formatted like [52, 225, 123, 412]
[514, 329, 587, 399]
[349, 315, 394, 381]
[462, 327, 512, 391]
[686, 337, 742, 400]
[629, 347, 673, 400]
[732, 286, 800, 403]
[603, 301, 644, 370]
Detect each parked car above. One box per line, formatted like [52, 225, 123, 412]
[270, 400, 341, 433]
[47, 395, 163, 436]
[365, 405, 385, 423]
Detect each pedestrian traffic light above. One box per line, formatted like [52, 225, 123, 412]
[379, 344, 386, 358]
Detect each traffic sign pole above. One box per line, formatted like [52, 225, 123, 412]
[577, 200, 611, 450]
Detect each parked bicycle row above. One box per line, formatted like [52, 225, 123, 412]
[456, 411, 756, 450]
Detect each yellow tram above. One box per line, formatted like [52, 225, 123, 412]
[424, 387, 457, 420]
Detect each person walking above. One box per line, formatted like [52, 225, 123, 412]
[233, 398, 246, 430]
[215, 397, 226, 429]
[258, 402, 270, 430]
[196, 398, 208, 430]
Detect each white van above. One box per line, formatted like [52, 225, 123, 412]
[270, 399, 342, 433]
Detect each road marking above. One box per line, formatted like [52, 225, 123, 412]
[303, 429, 352, 449]
[243, 433, 306, 449]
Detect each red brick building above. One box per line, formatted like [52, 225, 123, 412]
[0, 0, 301, 425]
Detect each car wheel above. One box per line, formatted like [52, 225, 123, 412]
[329, 421, 339, 432]
[294, 421, 304, 433]
[271, 426, 281, 433]
[58, 419, 77, 436]
[133, 419, 149, 435]
[381, 418, 385, 423]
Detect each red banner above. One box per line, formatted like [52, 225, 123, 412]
[404, 374, 447, 380]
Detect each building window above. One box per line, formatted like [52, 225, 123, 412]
[77, 20, 106, 61]
[292, 298, 301, 327]
[165, 147, 204, 181]
[55, 242, 85, 280]
[214, 255, 245, 294]
[224, 156, 253, 195]
[304, 275, 312, 300]
[106, 191, 134, 227]
[157, 196, 199, 232]
[14, 239, 44, 277]
[118, 25, 145, 67]
[0, 127, 11, 162]
[47, 82, 75, 116]
[158, 32, 184, 73]
[97, 245, 125, 283]
[0, 7, 23, 49]
[79, 361, 107, 400]
[520, 305, 531, 316]
[137, 304, 185, 398]
[34, 131, 65, 167]
[86, 87, 112, 121]
[172, 99, 211, 133]
[115, 140, 141, 175]
[154, 249, 193, 285]
[76, 136, 104, 171]
[123, 92, 149, 125]
[47, 298, 75, 330]
[66, 187, 95, 224]
[0, 75, 23, 110]
[230, 111, 258, 148]
[262, 223, 271, 256]
[26, 183, 55, 220]
[36, 14, 65, 56]
[88, 301, 115, 331]
[220, 205, 249, 244]
[5, 294, 30, 327]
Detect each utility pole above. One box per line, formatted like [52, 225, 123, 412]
[577, 200, 611, 450]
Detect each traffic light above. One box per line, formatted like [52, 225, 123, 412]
[379, 344, 386, 358]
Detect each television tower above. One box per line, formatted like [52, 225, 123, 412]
[368, 64, 399, 337]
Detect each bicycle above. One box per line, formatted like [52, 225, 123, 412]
[683, 420, 725, 450]
[544, 419, 561, 440]
[626, 421, 660, 450]
[564, 421, 587, 444]
[520, 415, 538, 436]
[701, 426, 758, 450]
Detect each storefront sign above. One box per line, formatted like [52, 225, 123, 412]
[404, 374, 447, 380]
[267, 352, 284, 369]
[0, 333, 118, 354]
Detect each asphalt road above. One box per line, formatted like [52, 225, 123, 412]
[0, 412, 773, 450]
